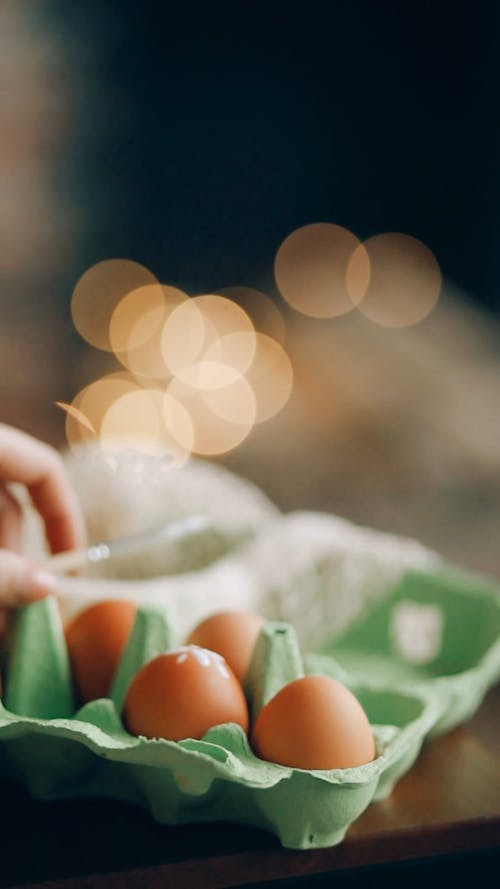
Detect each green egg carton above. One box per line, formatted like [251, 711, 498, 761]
[0, 597, 439, 850]
[311, 566, 500, 736]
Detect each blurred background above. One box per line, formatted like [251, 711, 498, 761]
[1, 0, 499, 575]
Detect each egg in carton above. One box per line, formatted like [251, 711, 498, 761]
[0, 597, 440, 849]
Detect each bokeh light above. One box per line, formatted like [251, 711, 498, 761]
[66, 260, 297, 461]
[203, 330, 257, 376]
[100, 388, 161, 453]
[175, 360, 242, 390]
[202, 372, 257, 425]
[160, 297, 211, 375]
[162, 392, 196, 462]
[161, 294, 255, 377]
[71, 259, 158, 350]
[217, 286, 287, 345]
[274, 223, 363, 318]
[100, 387, 193, 464]
[109, 283, 188, 379]
[168, 375, 255, 456]
[245, 333, 294, 423]
[346, 233, 442, 327]
[63, 373, 140, 450]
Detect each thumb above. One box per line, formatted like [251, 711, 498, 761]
[0, 549, 57, 607]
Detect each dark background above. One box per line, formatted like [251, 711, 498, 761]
[47, 1, 499, 312]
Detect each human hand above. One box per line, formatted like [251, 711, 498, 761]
[0, 424, 86, 631]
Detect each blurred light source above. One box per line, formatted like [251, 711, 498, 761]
[100, 387, 192, 463]
[274, 222, 362, 318]
[161, 297, 211, 375]
[217, 286, 287, 345]
[245, 333, 294, 423]
[162, 294, 255, 377]
[63, 373, 140, 450]
[109, 283, 187, 379]
[161, 392, 196, 464]
[109, 283, 165, 355]
[65, 260, 297, 461]
[175, 360, 242, 390]
[100, 388, 161, 454]
[167, 375, 255, 456]
[346, 233, 441, 327]
[203, 330, 257, 376]
[71, 259, 158, 350]
[202, 372, 257, 425]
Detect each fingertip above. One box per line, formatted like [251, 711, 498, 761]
[0, 551, 58, 608]
[26, 567, 58, 600]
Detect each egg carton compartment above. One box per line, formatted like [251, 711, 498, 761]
[0, 598, 438, 850]
[312, 566, 500, 736]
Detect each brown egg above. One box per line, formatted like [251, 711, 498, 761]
[123, 645, 249, 741]
[186, 611, 265, 681]
[65, 600, 137, 703]
[251, 675, 376, 770]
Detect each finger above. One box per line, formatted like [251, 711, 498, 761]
[0, 425, 86, 554]
[0, 485, 23, 552]
[0, 549, 57, 607]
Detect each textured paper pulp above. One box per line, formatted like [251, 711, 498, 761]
[2, 449, 498, 848]
[0, 600, 439, 849]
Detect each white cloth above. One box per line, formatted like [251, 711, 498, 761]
[21, 447, 437, 648]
